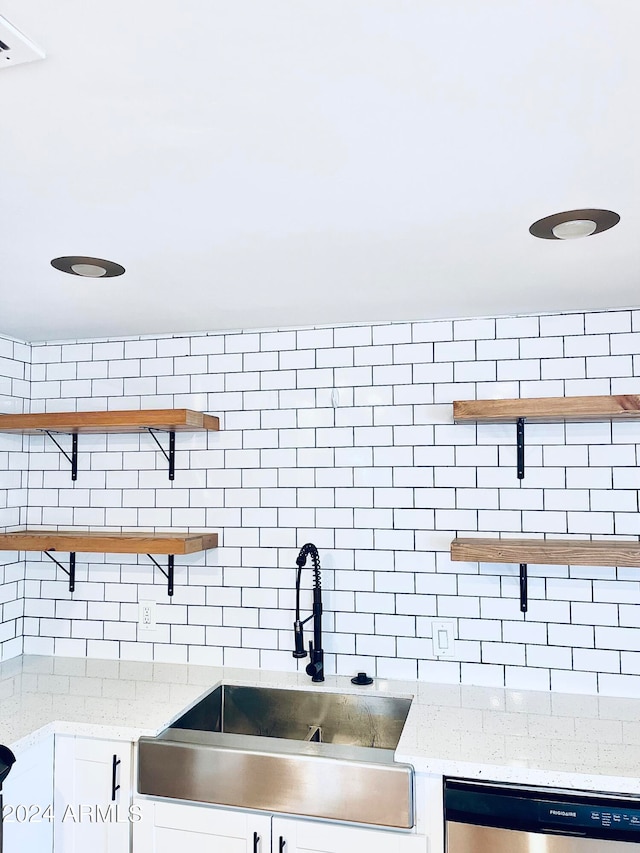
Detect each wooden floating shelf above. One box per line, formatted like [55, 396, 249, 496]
[0, 408, 219, 435]
[0, 530, 219, 596]
[0, 530, 218, 555]
[451, 537, 640, 568]
[0, 408, 220, 481]
[453, 394, 640, 424]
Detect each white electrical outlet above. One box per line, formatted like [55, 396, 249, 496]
[138, 600, 156, 631]
[432, 620, 456, 657]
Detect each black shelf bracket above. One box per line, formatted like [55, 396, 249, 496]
[42, 431, 78, 481]
[43, 550, 76, 592]
[147, 554, 175, 596]
[146, 429, 176, 480]
[516, 417, 525, 480]
[519, 563, 528, 614]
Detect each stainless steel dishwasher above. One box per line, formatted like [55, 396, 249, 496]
[445, 778, 640, 853]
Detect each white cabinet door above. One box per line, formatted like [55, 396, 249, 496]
[272, 816, 428, 853]
[133, 799, 272, 853]
[3, 736, 54, 853]
[53, 735, 132, 853]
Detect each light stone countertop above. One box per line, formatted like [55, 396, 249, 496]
[2, 655, 640, 796]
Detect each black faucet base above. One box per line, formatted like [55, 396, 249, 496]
[305, 646, 324, 682]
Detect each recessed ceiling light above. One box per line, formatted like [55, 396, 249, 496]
[70, 263, 107, 277]
[529, 208, 620, 240]
[51, 256, 125, 277]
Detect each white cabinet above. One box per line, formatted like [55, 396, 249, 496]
[272, 816, 427, 853]
[134, 799, 427, 853]
[134, 798, 272, 852]
[2, 736, 54, 853]
[53, 735, 133, 853]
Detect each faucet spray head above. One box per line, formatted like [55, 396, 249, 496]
[293, 620, 307, 658]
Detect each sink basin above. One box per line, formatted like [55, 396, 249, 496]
[169, 683, 411, 748]
[138, 683, 415, 828]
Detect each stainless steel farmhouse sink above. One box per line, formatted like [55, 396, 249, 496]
[138, 684, 415, 828]
[169, 683, 410, 747]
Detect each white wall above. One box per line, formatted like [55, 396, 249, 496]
[0, 334, 31, 660]
[10, 307, 640, 697]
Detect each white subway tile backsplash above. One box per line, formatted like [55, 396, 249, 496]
[527, 644, 573, 669]
[499, 358, 542, 381]
[374, 364, 413, 387]
[542, 357, 585, 380]
[610, 331, 640, 355]
[258, 331, 295, 352]
[315, 348, 353, 370]
[225, 333, 260, 354]
[155, 337, 189, 358]
[482, 641, 525, 666]
[565, 378, 612, 396]
[226, 371, 260, 392]
[277, 351, 314, 375]
[122, 340, 156, 359]
[434, 340, 475, 363]
[522, 510, 567, 533]
[124, 376, 157, 396]
[544, 490, 589, 511]
[413, 362, 454, 386]
[0, 308, 635, 693]
[519, 379, 565, 398]
[454, 318, 495, 340]
[459, 618, 500, 641]
[373, 324, 412, 345]
[591, 489, 637, 512]
[539, 313, 584, 337]
[354, 344, 392, 366]
[568, 511, 614, 534]
[586, 311, 631, 334]
[597, 626, 640, 652]
[461, 661, 505, 687]
[374, 529, 415, 550]
[523, 336, 565, 359]
[550, 669, 598, 694]
[496, 316, 539, 339]
[573, 647, 620, 673]
[566, 467, 612, 489]
[589, 444, 635, 466]
[587, 355, 633, 378]
[377, 656, 418, 680]
[548, 622, 593, 647]
[438, 595, 480, 618]
[140, 357, 174, 377]
[392, 342, 434, 364]
[412, 320, 453, 342]
[334, 326, 371, 348]
[572, 602, 618, 625]
[454, 361, 496, 382]
[476, 338, 518, 361]
[565, 334, 611, 357]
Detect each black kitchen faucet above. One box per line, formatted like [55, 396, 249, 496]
[292, 543, 324, 682]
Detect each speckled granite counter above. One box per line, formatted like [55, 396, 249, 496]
[3, 655, 640, 796]
[396, 680, 640, 793]
[0, 655, 226, 751]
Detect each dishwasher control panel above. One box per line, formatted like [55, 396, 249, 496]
[445, 778, 640, 843]
[540, 800, 640, 833]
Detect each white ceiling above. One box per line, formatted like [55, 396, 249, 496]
[1, 0, 638, 342]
